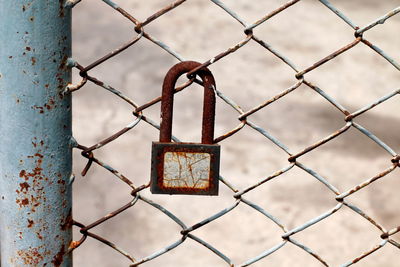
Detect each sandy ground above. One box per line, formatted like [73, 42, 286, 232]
[71, 0, 400, 266]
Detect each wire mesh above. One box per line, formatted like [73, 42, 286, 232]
[66, 0, 400, 266]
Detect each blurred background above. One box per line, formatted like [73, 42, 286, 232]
[71, 0, 400, 266]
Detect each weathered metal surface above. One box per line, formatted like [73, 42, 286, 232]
[164, 152, 211, 188]
[0, 0, 72, 266]
[151, 61, 220, 195]
[159, 61, 217, 145]
[151, 143, 220, 195]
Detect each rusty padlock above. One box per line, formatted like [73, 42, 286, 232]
[151, 61, 220, 195]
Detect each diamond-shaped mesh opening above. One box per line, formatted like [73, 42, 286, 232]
[191, 203, 284, 264]
[358, 243, 400, 267]
[299, 126, 392, 191]
[243, 166, 338, 228]
[143, 0, 246, 61]
[218, 127, 290, 189]
[73, 236, 133, 266]
[253, 0, 355, 68]
[73, 164, 134, 219]
[98, 199, 184, 258]
[248, 83, 345, 152]
[305, 44, 400, 109]
[73, 0, 135, 65]
[210, 40, 298, 111]
[364, 17, 400, 64]
[344, 169, 400, 231]
[293, 206, 384, 266]
[354, 95, 400, 151]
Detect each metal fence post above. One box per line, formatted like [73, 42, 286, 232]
[0, 0, 72, 266]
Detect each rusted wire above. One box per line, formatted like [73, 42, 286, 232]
[69, 0, 400, 266]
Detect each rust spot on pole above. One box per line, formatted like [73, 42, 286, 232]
[60, 209, 72, 231]
[17, 248, 44, 265]
[27, 219, 34, 228]
[52, 244, 65, 266]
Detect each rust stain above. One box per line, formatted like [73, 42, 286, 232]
[33, 98, 57, 113]
[159, 61, 216, 144]
[17, 153, 46, 211]
[31, 138, 45, 148]
[21, 198, 29, 206]
[27, 219, 34, 228]
[32, 105, 44, 114]
[60, 209, 72, 231]
[59, 0, 65, 17]
[17, 247, 44, 265]
[19, 182, 30, 192]
[31, 57, 36, 65]
[44, 98, 56, 110]
[56, 74, 64, 90]
[52, 244, 65, 266]
[36, 232, 43, 240]
[19, 170, 26, 178]
[58, 55, 68, 70]
[68, 240, 80, 250]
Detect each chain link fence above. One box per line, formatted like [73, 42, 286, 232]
[67, 0, 400, 266]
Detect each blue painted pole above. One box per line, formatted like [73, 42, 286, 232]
[0, 0, 72, 266]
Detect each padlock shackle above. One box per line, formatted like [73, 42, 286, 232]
[160, 61, 216, 144]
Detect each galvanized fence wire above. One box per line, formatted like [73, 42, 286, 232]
[65, 0, 400, 266]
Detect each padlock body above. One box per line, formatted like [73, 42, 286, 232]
[151, 142, 220, 195]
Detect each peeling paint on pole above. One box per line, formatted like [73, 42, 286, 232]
[0, 0, 72, 266]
